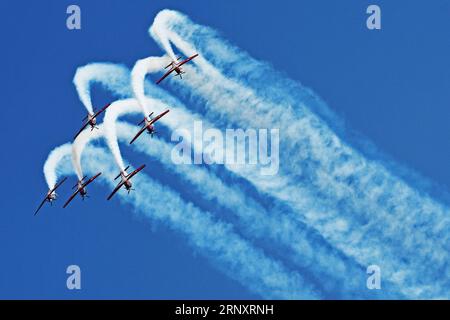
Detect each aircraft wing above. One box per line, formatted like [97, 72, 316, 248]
[129, 125, 148, 145]
[107, 180, 126, 201]
[81, 172, 102, 188]
[63, 174, 100, 208]
[93, 103, 111, 118]
[49, 177, 67, 195]
[126, 164, 146, 181]
[155, 66, 177, 84]
[176, 53, 199, 68]
[63, 188, 82, 208]
[34, 198, 47, 216]
[34, 177, 67, 215]
[74, 122, 89, 140]
[149, 109, 170, 125]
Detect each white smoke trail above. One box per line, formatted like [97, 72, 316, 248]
[75, 60, 404, 297]
[117, 121, 403, 298]
[147, 9, 450, 298]
[150, 22, 178, 62]
[97, 91, 369, 297]
[43, 143, 72, 189]
[63, 12, 450, 298]
[73, 63, 131, 114]
[95, 67, 399, 298]
[71, 63, 133, 180]
[103, 95, 213, 171]
[45, 116, 324, 297]
[77, 65, 439, 297]
[68, 61, 402, 297]
[46, 142, 322, 299]
[71, 126, 105, 181]
[131, 56, 168, 115]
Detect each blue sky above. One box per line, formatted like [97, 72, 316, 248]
[0, 0, 449, 299]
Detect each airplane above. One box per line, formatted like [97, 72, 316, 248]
[129, 109, 170, 144]
[73, 103, 111, 139]
[34, 177, 67, 215]
[107, 165, 146, 201]
[63, 172, 102, 208]
[156, 53, 199, 84]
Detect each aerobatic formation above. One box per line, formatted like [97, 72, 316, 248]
[34, 10, 450, 299]
[35, 52, 196, 214]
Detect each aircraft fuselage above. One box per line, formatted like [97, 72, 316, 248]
[47, 192, 57, 202]
[88, 115, 97, 128]
[77, 181, 88, 198]
[174, 66, 182, 75]
[146, 124, 155, 134]
[120, 171, 133, 191]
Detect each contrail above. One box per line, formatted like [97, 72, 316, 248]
[49, 10, 449, 298]
[43, 143, 73, 189]
[147, 9, 450, 298]
[100, 81, 400, 298]
[86, 96, 347, 296]
[103, 95, 213, 171]
[102, 97, 186, 171]
[131, 56, 168, 115]
[68, 63, 402, 297]
[71, 62, 132, 179]
[48, 114, 325, 297]
[73, 63, 131, 114]
[74, 61, 406, 298]
[71, 126, 105, 181]
[91, 88, 380, 298]
[117, 121, 403, 298]
[46, 142, 322, 299]
[48, 117, 376, 298]
[150, 20, 178, 62]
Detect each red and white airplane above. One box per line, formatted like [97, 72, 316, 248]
[156, 54, 199, 84]
[129, 110, 170, 144]
[63, 173, 102, 208]
[74, 103, 111, 139]
[107, 165, 146, 200]
[34, 177, 67, 215]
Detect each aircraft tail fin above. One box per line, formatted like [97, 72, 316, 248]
[72, 176, 86, 189]
[114, 166, 130, 180]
